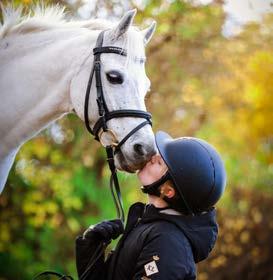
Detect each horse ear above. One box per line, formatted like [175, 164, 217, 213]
[110, 9, 137, 41]
[142, 21, 157, 46]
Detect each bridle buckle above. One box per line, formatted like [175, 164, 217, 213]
[98, 129, 119, 148]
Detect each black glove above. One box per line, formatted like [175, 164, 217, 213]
[83, 219, 124, 243]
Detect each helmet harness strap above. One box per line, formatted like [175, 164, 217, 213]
[141, 172, 171, 197]
[141, 172, 194, 215]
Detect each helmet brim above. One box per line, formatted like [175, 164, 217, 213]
[155, 131, 174, 171]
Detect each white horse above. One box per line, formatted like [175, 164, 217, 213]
[0, 5, 157, 193]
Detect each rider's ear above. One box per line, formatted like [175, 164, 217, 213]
[110, 9, 136, 41]
[141, 21, 157, 46]
[160, 185, 175, 199]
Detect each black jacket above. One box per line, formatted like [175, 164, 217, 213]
[75, 202, 218, 280]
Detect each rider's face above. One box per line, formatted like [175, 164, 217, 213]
[137, 154, 168, 185]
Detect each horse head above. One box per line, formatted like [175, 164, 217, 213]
[71, 10, 157, 173]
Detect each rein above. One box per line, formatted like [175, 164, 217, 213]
[84, 30, 152, 222]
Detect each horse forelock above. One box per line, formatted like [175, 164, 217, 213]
[0, 3, 113, 39]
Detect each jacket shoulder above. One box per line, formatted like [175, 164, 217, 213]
[143, 219, 184, 237]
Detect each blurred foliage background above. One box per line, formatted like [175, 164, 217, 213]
[0, 0, 273, 279]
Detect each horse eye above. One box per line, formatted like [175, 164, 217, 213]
[106, 71, 124, 85]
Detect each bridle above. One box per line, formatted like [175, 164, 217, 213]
[84, 30, 152, 222]
[84, 30, 153, 222]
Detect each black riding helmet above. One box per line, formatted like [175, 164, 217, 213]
[142, 131, 227, 215]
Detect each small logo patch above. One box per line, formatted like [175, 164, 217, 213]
[144, 260, 159, 276]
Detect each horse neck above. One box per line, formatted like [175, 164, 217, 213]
[0, 28, 97, 157]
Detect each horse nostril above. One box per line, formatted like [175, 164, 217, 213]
[134, 143, 145, 156]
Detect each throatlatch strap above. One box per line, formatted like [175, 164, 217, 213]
[84, 62, 96, 135]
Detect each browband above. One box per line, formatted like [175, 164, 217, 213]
[93, 46, 127, 56]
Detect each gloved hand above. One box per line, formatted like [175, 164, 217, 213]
[83, 219, 124, 243]
[75, 219, 123, 279]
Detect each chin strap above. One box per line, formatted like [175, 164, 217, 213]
[141, 172, 194, 216]
[141, 172, 171, 197]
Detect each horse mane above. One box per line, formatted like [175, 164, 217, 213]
[0, 3, 145, 67]
[0, 3, 113, 39]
